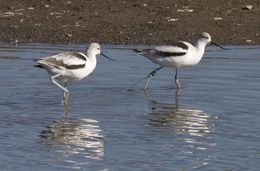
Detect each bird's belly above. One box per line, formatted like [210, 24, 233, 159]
[150, 56, 194, 68]
[52, 67, 94, 82]
[69, 67, 94, 81]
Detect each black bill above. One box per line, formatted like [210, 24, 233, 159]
[211, 41, 230, 50]
[101, 53, 117, 61]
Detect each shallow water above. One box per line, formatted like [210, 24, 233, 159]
[0, 44, 260, 171]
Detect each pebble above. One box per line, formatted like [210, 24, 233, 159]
[242, 5, 253, 10]
[214, 17, 223, 21]
[177, 6, 194, 12]
[177, 9, 194, 13]
[167, 18, 179, 22]
[3, 11, 15, 17]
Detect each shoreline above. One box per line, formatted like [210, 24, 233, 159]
[0, 0, 259, 45]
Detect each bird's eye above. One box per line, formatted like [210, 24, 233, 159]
[97, 48, 100, 50]
[201, 36, 209, 39]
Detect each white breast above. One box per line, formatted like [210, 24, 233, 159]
[65, 58, 97, 81]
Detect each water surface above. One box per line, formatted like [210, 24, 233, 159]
[0, 44, 260, 170]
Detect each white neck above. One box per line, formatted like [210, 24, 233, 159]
[86, 51, 97, 67]
[86, 50, 97, 59]
[195, 40, 207, 51]
[188, 41, 207, 65]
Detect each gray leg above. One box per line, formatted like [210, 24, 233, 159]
[63, 82, 69, 105]
[63, 92, 69, 109]
[175, 68, 181, 89]
[63, 82, 69, 115]
[144, 66, 163, 89]
[51, 74, 69, 93]
[63, 82, 68, 97]
[144, 77, 151, 90]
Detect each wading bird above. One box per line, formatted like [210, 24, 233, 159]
[134, 32, 229, 89]
[35, 43, 115, 104]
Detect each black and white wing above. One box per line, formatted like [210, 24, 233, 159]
[37, 52, 87, 70]
[135, 41, 189, 58]
[152, 41, 189, 57]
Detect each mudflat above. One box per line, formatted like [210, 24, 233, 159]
[0, 0, 259, 45]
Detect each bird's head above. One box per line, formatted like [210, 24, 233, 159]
[88, 43, 101, 55]
[197, 32, 212, 45]
[88, 43, 117, 61]
[197, 32, 230, 50]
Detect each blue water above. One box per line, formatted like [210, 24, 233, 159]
[0, 44, 260, 170]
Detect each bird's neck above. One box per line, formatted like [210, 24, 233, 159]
[195, 41, 207, 51]
[86, 51, 96, 60]
[194, 41, 207, 57]
[192, 41, 207, 63]
[86, 52, 97, 67]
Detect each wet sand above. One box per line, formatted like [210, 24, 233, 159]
[0, 0, 259, 45]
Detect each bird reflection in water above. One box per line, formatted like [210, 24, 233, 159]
[39, 116, 104, 162]
[144, 90, 215, 148]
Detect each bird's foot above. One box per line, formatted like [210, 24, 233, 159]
[175, 88, 180, 97]
[62, 91, 69, 106]
[175, 79, 181, 89]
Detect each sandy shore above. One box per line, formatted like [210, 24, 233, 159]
[0, 0, 259, 45]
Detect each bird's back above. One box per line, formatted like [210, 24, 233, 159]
[137, 41, 198, 68]
[37, 52, 94, 81]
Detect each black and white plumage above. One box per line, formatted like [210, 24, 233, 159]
[135, 32, 228, 89]
[36, 43, 113, 102]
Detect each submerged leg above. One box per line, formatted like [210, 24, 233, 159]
[63, 82, 68, 96]
[175, 68, 181, 89]
[144, 66, 163, 89]
[51, 74, 69, 93]
[63, 82, 69, 106]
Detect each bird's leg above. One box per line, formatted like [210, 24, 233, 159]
[51, 74, 69, 93]
[63, 82, 68, 98]
[144, 66, 163, 89]
[175, 68, 181, 89]
[63, 82, 69, 106]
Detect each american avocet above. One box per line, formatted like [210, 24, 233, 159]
[35, 43, 115, 102]
[134, 32, 229, 89]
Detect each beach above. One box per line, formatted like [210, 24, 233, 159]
[0, 0, 259, 45]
